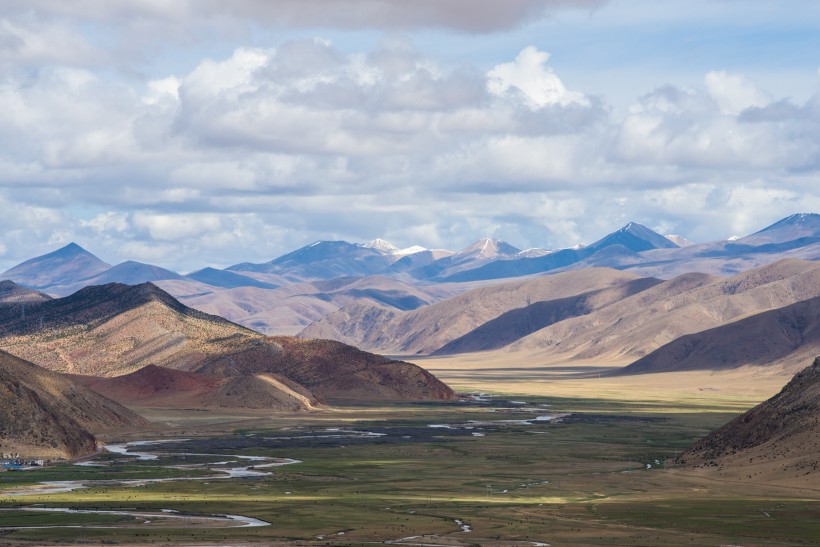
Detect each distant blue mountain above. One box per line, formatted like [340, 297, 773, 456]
[227, 241, 392, 280]
[442, 223, 676, 282]
[0, 243, 111, 289]
[585, 222, 679, 253]
[186, 267, 278, 290]
[78, 261, 182, 286]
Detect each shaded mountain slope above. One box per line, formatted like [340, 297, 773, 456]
[79, 261, 182, 285]
[0, 350, 148, 459]
[434, 276, 662, 355]
[507, 259, 820, 362]
[613, 296, 820, 375]
[300, 268, 650, 355]
[185, 267, 278, 289]
[679, 356, 820, 480]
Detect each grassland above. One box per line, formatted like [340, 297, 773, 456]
[1, 359, 818, 546]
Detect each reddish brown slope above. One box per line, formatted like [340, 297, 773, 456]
[195, 337, 457, 402]
[73, 364, 321, 410]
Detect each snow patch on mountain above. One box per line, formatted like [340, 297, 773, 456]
[666, 235, 694, 247]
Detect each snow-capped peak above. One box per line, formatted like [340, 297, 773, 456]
[516, 248, 550, 258]
[362, 238, 399, 252]
[391, 245, 428, 258]
[457, 238, 521, 258]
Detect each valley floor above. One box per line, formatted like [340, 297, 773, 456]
[1, 356, 817, 546]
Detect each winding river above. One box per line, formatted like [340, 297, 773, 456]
[0, 439, 301, 529]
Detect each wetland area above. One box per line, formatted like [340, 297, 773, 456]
[2, 376, 820, 546]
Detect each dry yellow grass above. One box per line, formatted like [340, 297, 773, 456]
[412, 350, 791, 408]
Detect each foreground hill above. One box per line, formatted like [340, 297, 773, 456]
[0, 282, 455, 403]
[679, 356, 820, 483]
[614, 295, 820, 375]
[300, 268, 651, 354]
[0, 350, 148, 459]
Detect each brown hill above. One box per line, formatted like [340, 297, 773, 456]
[194, 337, 456, 402]
[0, 280, 52, 304]
[433, 277, 661, 355]
[300, 268, 651, 355]
[72, 365, 321, 411]
[0, 350, 148, 459]
[612, 295, 820, 375]
[679, 356, 820, 482]
[0, 282, 454, 403]
[507, 258, 820, 362]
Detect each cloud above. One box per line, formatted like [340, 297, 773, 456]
[0, 32, 818, 271]
[0, 1, 607, 33]
[487, 46, 588, 108]
[705, 70, 770, 116]
[0, 17, 104, 67]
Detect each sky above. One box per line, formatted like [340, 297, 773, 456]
[1, 0, 819, 272]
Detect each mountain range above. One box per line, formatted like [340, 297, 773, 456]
[2, 214, 817, 337]
[304, 258, 820, 369]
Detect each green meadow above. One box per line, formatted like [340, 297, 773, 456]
[2, 395, 819, 546]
